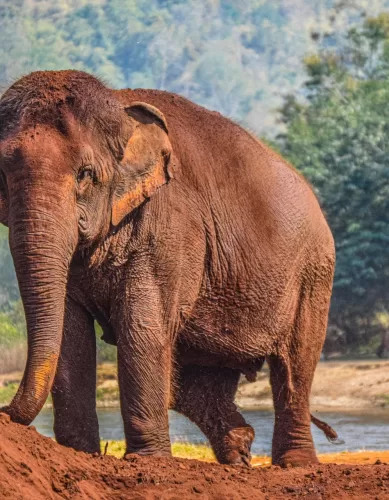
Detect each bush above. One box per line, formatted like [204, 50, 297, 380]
[96, 323, 117, 364]
[277, 14, 389, 349]
[0, 343, 26, 374]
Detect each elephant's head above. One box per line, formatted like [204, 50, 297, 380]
[0, 70, 172, 424]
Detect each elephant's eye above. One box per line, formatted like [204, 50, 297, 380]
[77, 166, 94, 184]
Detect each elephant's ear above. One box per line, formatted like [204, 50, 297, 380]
[111, 102, 172, 227]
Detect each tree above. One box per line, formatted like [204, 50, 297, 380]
[277, 13, 389, 350]
[1, 0, 389, 357]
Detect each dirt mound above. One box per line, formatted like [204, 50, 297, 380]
[0, 413, 388, 499]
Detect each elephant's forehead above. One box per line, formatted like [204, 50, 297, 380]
[0, 122, 94, 173]
[1, 126, 66, 162]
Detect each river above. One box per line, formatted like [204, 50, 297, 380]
[33, 408, 389, 456]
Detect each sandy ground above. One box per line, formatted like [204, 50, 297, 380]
[237, 359, 389, 410]
[2, 361, 389, 498]
[251, 451, 389, 467]
[2, 359, 389, 411]
[2, 413, 389, 500]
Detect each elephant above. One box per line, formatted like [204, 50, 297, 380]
[0, 70, 336, 467]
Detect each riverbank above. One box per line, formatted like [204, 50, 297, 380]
[238, 359, 389, 410]
[104, 440, 389, 466]
[1, 359, 389, 410]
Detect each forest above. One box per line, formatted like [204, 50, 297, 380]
[1, 0, 389, 371]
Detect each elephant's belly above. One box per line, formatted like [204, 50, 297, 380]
[178, 267, 303, 363]
[178, 305, 279, 363]
[176, 279, 299, 366]
[176, 340, 265, 381]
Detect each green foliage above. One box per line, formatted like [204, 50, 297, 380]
[96, 384, 119, 402]
[0, 227, 19, 311]
[0, 313, 23, 347]
[0, 382, 19, 404]
[1, 1, 389, 354]
[0, 301, 26, 346]
[96, 323, 117, 364]
[278, 13, 389, 347]
[1, 0, 381, 134]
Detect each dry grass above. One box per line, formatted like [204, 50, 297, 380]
[0, 344, 25, 375]
[101, 441, 389, 467]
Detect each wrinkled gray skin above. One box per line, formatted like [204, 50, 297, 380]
[0, 70, 335, 467]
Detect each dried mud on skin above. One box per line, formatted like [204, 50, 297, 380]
[0, 414, 388, 500]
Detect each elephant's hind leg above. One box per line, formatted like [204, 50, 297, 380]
[172, 366, 254, 466]
[268, 269, 333, 467]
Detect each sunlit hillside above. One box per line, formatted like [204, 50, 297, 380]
[1, 1, 389, 370]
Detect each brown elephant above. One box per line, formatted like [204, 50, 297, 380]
[0, 70, 335, 467]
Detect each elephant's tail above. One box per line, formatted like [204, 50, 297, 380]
[310, 414, 345, 445]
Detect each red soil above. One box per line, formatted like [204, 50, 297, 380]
[1, 413, 388, 499]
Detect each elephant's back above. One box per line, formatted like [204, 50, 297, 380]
[114, 88, 303, 198]
[113, 88, 333, 262]
[113, 87, 239, 176]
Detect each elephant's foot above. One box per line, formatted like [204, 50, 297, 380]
[272, 448, 319, 468]
[54, 417, 100, 454]
[55, 425, 100, 454]
[123, 450, 172, 462]
[124, 448, 172, 460]
[214, 426, 255, 467]
[124, 435, 172, 459]
[56, 434, 101, 454]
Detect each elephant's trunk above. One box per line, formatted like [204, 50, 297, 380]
[3, 180, 77, 425]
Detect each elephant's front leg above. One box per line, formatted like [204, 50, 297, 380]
[51, 297, 100, 453]
[116, 268, 173, 457]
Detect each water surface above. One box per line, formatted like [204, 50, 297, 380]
[33, 408, 389, 456]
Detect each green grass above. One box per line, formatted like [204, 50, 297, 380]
[96, 385, 119, 402]
[100, 440, 216, 461]
[173, 443, 216, 461]
[0, 364, 119, 407]
[100, 441, 275, 466]
[0, 382, 19, 404]
[0, 381, 52, 406]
